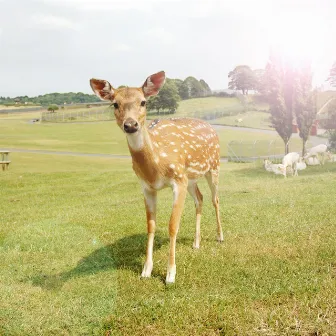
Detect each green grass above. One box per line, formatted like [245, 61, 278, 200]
[0, 153, 335, 335]
[0, 117, 304, 157]
[174, 97, 243, 118]
[211, 111, 272, 130]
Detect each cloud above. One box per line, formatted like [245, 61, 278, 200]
[41, 0, 179, 12]
[114, 43, 132, 52]
[142, 27, 174, 44]
[32, 14, 80, 31]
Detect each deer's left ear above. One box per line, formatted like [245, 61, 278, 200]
[90, 78, 115, 101]
[142, 71, 166, 97]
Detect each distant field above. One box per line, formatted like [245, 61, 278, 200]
[0, 104, 40, 110]
[211, 111, 272, 130]
[0, 153, 335, 335]
[174, 97, 243, 118]
[0, 118, 303, 157]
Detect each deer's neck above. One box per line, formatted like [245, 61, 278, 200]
[126, 127, 159, 184]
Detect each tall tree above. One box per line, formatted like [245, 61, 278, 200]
[265, 53, 293, 154]
[327, 61, 336, 87]
[293, 65, 317, 156]
[228, 65, 256, 95]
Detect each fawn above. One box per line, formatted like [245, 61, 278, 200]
[90, 71, 223, 283]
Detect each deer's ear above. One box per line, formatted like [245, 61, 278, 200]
[90, 78, 115, 101]
[142, 71, 166, 97]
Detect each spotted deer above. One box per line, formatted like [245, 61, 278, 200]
[90, 71, 223, 284]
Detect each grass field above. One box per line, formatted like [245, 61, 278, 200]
[0, 153, 335, 335]
[0, 116, 304, 158]
[211, 111, 272, 130]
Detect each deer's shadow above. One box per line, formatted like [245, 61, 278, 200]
[27, 233, 183, 290]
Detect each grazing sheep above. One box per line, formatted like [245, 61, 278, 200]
[327, 153, 336, 162]
[264, 159, 286, 175]
[304, 144, 332, 165]
[296, 157, 307, 171]
[305, 157, 320, 165]
[282, 152, 300, 178]
[263, 159, 274, 172]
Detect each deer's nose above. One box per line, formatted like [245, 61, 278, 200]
[124, 118, 139, 134]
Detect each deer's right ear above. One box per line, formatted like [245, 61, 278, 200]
[90, 78, 115, 101]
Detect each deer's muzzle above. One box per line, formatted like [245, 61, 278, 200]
[123, 118, 139, 134]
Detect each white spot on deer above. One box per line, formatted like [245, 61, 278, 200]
[188, 154, 191, 159]
[169, 164, 175, 169]
[161, 152, 168, 157]
[170, 142, 175, 145]
[173, 149, 178, 152]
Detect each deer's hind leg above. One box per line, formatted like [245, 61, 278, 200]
[187, 180, 203, 249]
[205, 170, 224, 243]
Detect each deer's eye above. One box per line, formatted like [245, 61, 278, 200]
[140, 100, 146, 107]
[113, 102, 119, 109]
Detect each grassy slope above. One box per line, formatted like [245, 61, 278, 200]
[175, 97, 242, 116]
[0, 154, 335, 335]
[211, 111, 272, 130]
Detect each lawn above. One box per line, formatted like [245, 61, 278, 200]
[0, 153, 335, 335]
[0, 117, 303, 157]
[211, 111, 272, 130]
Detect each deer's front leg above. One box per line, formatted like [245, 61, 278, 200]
[141, 187, 157, 278]
[166, 181, 187, 284]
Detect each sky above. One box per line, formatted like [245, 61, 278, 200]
[0, 0, 335, 97]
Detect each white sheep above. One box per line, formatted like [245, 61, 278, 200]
[296, 157, 307, 171]
[304, 144, 332, 165]
[264, 159, 286, 175]
[282, 152, 300, 178]
[263, 159, 274, 172]
[326, 153, 336, 162]
[305, 157, 321, 165]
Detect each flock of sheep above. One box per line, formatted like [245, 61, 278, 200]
[264, 144, 335, 178]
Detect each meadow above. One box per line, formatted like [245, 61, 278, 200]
[0, 111, 303, 158]
[0, 153, 335, 335]
[0, 107, 334, 335]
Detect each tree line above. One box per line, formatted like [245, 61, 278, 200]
[146, 76, 212, 112]
[0, 92, 101, 106]
[0, 76, 212, 111]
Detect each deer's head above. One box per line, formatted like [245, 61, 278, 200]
[90, 71, 165, 134]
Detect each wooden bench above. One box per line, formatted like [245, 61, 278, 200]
[0, 151, 10, 171]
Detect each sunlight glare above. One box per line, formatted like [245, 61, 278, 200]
[266, 12, 326, 68]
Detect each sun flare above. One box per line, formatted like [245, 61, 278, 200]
[266, 12, 326, 68]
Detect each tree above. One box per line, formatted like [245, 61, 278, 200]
[47, 104, 59, 113]
[253, 69, 266, 94]
[327, 61, 336, 87]
[147, 78, 180, 113]
[228, 65, 256, 95]
[265, 53, 293, 154]
[183, 76, 204, 98]
[199, 79, 212, 96]
[293, 66, 317, 156]
[173, 79, 189, 100]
